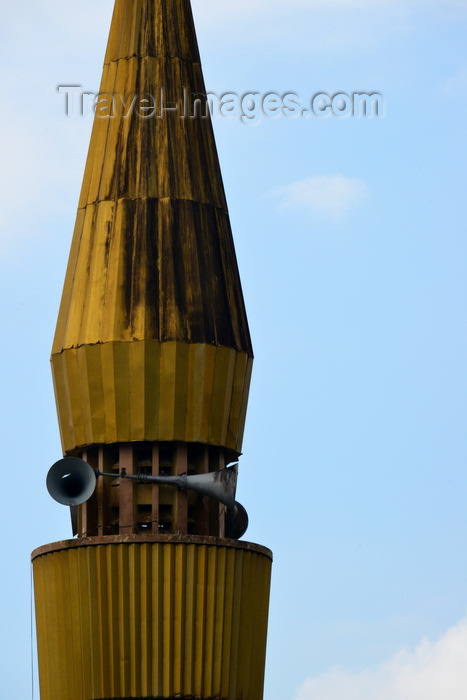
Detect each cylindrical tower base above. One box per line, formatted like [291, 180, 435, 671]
[32, 535, 272, 700]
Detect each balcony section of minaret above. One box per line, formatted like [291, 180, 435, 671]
[75, 441, 236, 539]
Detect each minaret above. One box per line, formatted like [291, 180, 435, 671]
[32, 2, 272, 700]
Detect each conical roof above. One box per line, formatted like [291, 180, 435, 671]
[51, 0, 253, 455]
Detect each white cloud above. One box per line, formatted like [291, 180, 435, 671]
[294, 617, 467, 700]
[274, 175, 369, 221]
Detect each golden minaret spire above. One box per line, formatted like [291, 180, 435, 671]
[32, 2, 271, 699]
[52, 0, 252, 458]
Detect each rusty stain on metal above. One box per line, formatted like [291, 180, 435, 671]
[31, 533, 273, 561]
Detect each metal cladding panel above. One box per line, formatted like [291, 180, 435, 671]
[51, 340, 252, 453]
[52, 198, 252, 352]
[33, 538, 271, 700]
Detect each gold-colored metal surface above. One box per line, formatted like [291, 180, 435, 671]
[52, 341, 252, 453]
[33, 537, 272, 700]
[51, 0, 253, 455]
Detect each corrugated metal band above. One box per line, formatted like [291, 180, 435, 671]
[33, 536, 272, 700]
[51, 341, 252, 454]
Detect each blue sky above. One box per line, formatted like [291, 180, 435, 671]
[1, 1, 467, 698]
